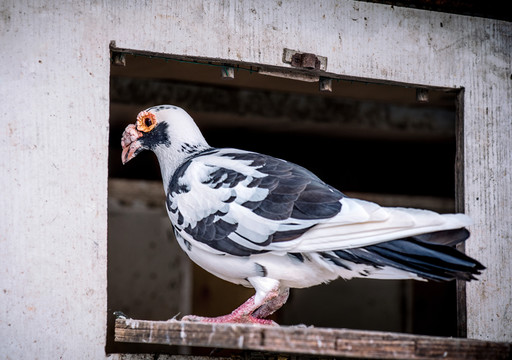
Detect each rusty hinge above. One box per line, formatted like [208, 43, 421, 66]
[283, 49, 327, 71]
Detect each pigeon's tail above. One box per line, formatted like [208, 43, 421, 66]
[323, 228, 485, 281]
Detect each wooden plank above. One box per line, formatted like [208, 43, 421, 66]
[115, 319, 511, 359]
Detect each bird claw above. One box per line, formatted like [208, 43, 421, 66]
[181, 314, 204, 322]
[113, 311, 128, 319]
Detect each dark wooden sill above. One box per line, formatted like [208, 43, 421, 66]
[115, 318, 511, 359]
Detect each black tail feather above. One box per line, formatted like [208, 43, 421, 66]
[414, 228, 471, 246]
[332, 228, 485, 281]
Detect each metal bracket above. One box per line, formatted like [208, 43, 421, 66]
[283, 48, 327, 71]
[111, 52, 126, 66]
[416, 88, 429, 102]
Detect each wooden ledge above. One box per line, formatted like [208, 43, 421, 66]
[115, 318, 511, 359]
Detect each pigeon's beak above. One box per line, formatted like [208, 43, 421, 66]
[121, 124, 143, 164]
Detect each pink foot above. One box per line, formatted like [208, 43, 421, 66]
[181, 292, 282, 325]
[182, 313, 276, 325]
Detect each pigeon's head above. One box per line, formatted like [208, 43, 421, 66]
[121, 105, 209, 165]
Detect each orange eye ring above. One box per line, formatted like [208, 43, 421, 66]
[136, 111, 157, 132]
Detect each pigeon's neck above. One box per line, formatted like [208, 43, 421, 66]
[153, 142, 210, 191]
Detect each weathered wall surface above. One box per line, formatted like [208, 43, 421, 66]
[1, 1, 510, 358]
[0, 1, 111, 359]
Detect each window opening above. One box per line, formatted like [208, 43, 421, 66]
[108, 52, 459, 355]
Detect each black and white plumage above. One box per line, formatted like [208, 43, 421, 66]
[121, 105, 484, 325]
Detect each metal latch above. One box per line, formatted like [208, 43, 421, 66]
[283, 49, 327, 71]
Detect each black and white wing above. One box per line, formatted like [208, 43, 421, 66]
[165, 148, 344, 256]
[165, 148, 472, 260]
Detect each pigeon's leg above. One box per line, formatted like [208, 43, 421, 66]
[252, 288, 289, 319]
[182, 285, 284, 325]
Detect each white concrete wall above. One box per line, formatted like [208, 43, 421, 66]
[1, 1, 111, 358]
[1, 1, 510, 358]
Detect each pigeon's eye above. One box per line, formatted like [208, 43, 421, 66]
[136, 111, 157, 132]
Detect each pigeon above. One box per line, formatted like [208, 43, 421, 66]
[121, 105, 484, 325]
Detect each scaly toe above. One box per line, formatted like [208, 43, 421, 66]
[181, 315, 205, 322]
[181, 314, 277, 325]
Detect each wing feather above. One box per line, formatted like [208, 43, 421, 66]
[291, 199, 472, 252]
[166, 148, 343, 255]
[166, 148, 471, 257]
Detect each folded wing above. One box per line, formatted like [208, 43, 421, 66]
[166, 148, 471, 257]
